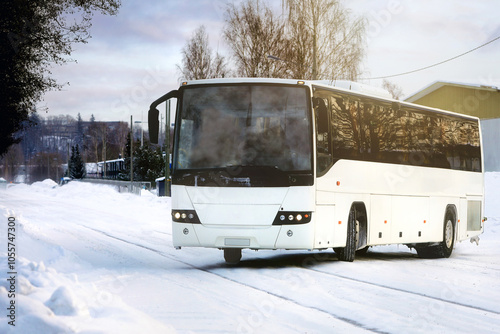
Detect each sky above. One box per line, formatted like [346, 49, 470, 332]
[40, 0, 500, 126]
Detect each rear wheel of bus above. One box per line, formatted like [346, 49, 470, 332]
[416, 208, 456, 258]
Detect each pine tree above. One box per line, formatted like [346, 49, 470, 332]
[70, 145, 86, 179]
[119, 137, 164, 183]
[131, 142, 164, 183]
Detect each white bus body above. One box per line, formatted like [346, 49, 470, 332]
[148, 78, 484, 264]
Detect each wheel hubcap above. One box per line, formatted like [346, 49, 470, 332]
[445, 220, 453, 249]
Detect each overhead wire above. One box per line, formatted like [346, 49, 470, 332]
[358, 35, 500, 81]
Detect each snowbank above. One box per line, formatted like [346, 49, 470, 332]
[0, 180, 174, 334]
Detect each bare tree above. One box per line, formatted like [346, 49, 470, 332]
[87, 115, 101, 162]
[382, 79, 404, 100]
[109, 122, 129, 158]
[177, 25, 229, 80]
[283, 0, 366, 80]
[224, 0, 290, 78]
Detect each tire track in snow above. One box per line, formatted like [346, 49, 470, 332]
[79, 225, 386, 334]
[77, 225, 500, 332]
[367, 250, 500, 272]
[301, 266, 500, 315]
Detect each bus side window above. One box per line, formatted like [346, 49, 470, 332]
[314, 97, 332, 175]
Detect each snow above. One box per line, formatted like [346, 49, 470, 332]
[1, 174, 499, 333]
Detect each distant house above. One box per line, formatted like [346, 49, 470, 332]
[406, 81, 500, 171]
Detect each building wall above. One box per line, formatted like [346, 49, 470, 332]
[481, 118, 500, 172]
[412, 86, 500, 119]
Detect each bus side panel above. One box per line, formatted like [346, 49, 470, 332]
[369, 195, 392, 245]
[391, 196, 429, 244]
[458, 198, 468, 241]
[319, 160, 484, 248]
[314, 205, 335, 248]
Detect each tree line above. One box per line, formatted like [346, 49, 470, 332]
[0, 110, 168, 184]
[0, 113, 130, 183]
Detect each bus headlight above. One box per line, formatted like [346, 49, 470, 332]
[172, 210, 201, 224]
[273, 212, 312, 225]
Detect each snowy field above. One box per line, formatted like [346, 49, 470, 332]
[1, 174, 499, 333]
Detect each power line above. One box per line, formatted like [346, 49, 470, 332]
[359, 35, 500, 81]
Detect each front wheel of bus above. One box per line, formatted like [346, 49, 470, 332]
[334, 206, 357, 262]
[224, 248, 242, 265]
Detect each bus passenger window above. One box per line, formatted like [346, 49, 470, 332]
[314, 97, 332, 175]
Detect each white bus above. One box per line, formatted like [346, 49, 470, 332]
[148, 78, 484, 264]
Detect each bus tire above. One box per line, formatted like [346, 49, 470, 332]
[416, 209, 455, 259]
[334, 205, 357, 262]
[356, 246, 370, 256]
[224, 248, 242, 265]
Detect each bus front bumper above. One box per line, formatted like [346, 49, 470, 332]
[172, 222, 314, 250]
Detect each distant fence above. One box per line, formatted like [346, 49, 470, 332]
[81, 179, 151, 196]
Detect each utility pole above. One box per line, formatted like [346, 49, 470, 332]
[130, 115, 133, 183]
[103, 125, 107, 178]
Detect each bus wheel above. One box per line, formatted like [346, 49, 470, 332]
[356, 246, 370, 256]
[416, 210, 455, 259]
[441, 214, 455, 257]
[334, 206, 357, 262]
[224, 248, 242, 265]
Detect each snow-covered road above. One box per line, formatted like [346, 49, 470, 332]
[1, 175, 499, 333]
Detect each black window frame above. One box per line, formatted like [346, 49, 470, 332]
[171, 82, 315, 187]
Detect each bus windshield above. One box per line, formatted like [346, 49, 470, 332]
[174, 84, 313, 186]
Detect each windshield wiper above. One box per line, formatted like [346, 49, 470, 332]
[226, 165, 282, 173]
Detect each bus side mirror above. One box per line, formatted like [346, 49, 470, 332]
[148, 107, 160, 144]
[147, 89, 179, 145]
